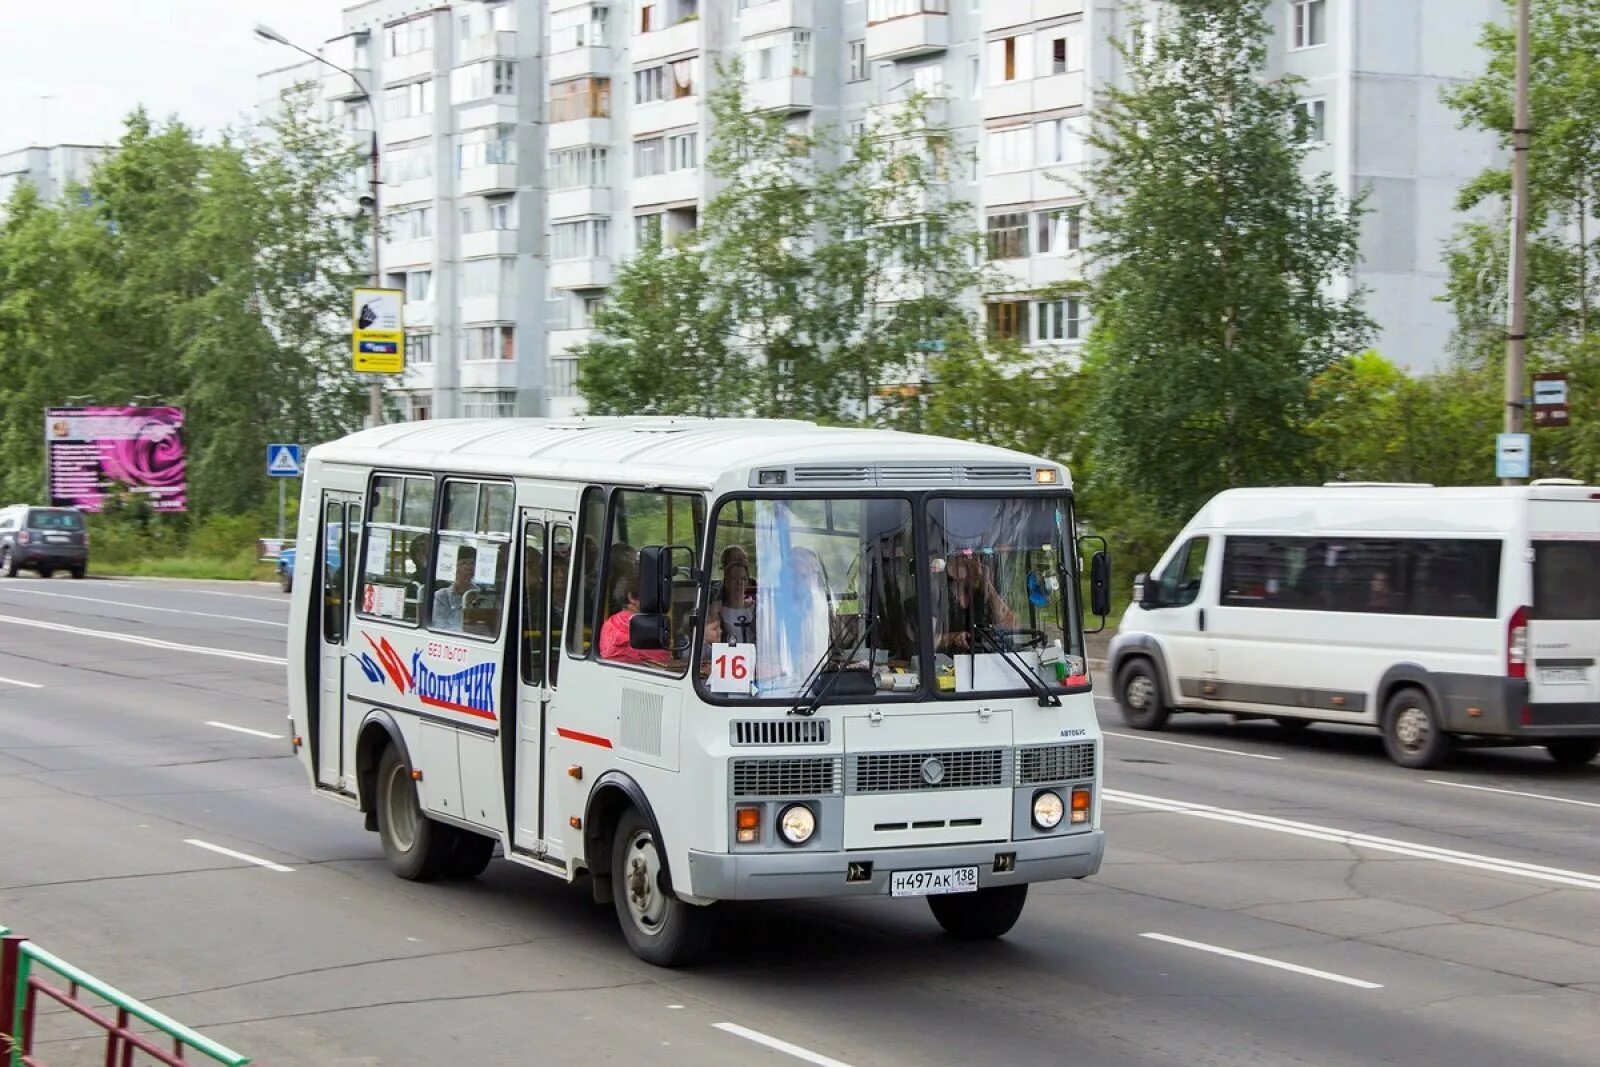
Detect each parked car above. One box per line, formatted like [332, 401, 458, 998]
[278, 522, 341, 594]
[0, 505, 89, 579]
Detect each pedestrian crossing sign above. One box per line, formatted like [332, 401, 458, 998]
[267, 444, 303, 478]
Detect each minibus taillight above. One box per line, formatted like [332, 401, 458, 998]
[1507, 605, 1529, 679]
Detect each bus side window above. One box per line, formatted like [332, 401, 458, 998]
[432, 480, 513, 640]
[359, 475, 433, 626]
[522, 521, 546, 684]
[567, 488, 605, 658]
[549, 525, 572, 684]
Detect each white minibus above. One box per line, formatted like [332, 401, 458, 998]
[1110, 482, 1600, 769]
[287, 418, 1111, 965]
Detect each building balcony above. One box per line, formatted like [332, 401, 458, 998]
[865, 11, 948, 61]
[549, 186, 612, 219]
[867, 93, 948, 131]
[549, 257, 613, 290]
[982, 169, 1031, 207]
[383, 112, 435, 144]
[548, 327, 595, 358]
[384, 176, 435, 207]
[455, 102, 520, 132]
[384, 49, 436, 85]
[381, 236, 434, 268]
[460, 229, 519, 258]
[322, 66, 371, 101]
[458, 30, 517, 63]
[549, 46, 609, 82]
[746, 76, 813, 114]
[458, 163, 519, 195]
[632, 96, 699, 135]
[403, 300, 436, 327]
[984, 72, 1085, 120]
[343, 128, 375, 157]
[461, 359, 520, 390]
[632, 19, 702, 65]
[632, 169, 701, 207]
[982, 0, 1083, 33]
[546, 117, 611, 150]
[740, 0, 814, 37]
[401, 359, 436, 390]
[459, 293, 520, 324]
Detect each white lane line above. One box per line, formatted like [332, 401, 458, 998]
[1103, 730, 1285, 761]
[0, 587, 286, 627]
[712, 1023, 854, 1067]
[183, 838, 295, 872]
[205, 721, 284, 740]
[0, 615, 286, 666]
[94, 581, 284, 604]
[1140, 933, 1383, 990]
[0, 675, 44, 689]
[1427, 779, 1600, 811]
[1105, 789, 1600, 890]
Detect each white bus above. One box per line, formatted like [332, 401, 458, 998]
[287, 418, 1111, 965]
[1110, 483, 1600, 769]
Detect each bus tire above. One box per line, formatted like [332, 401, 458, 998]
[376, 745, 454, 881]
[610, 807, 715, 967]
[1545, 738, 1600, 766]
[1382, 687, 1451, 769]
[1274, 717, 1312, 731]
[1117, 658, 1170, 731]
[446, 830, 497, 879]
[928, 884, 1029, 940]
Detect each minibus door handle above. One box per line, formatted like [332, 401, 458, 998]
[1197, 609, 1206, 632]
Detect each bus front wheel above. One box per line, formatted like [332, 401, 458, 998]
[928, 884, 1029, 940]
[610, 807, 715, 967]
[376, 746, 455, 881]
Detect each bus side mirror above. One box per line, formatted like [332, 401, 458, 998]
[629, 611, 671, 651]
[637, 545, 674, 615]
[1090, 551, 1112, 619]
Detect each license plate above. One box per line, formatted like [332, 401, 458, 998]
[1540, 667, 1588, 685]
[889, 865, 978, 897]
[45, 534, 70, 543]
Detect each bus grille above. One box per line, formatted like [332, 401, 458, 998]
[848, 748, 1008, 794]
[730, 719, 830, 746]
[731, 757, 843, 797]
[1016, 742, 1096, 785]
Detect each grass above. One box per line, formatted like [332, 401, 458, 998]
[92, 554, 279, 583]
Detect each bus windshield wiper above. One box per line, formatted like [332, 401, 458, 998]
[791, 555, 880, 718]
[975, 624, 1060, 707]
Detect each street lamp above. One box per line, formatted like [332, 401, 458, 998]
[256, 22, 386, 429]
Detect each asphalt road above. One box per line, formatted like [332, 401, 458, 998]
[1, 575, 1597, 1066]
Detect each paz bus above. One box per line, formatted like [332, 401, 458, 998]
[286, 418, 1111, 965]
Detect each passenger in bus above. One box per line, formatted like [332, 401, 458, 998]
[715, 545, 757, 644]
[433, 545, 477, 632]
[599, 573, 674, 667]
[405, 534, 433, 609]
[935, 553, 1016, 652]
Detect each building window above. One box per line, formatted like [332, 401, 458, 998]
[579, 294, 606, 327]
[911, 62, 945, 96]
[461, 256, 515, 297]
[986, 212, 1029, 260]
[986, 126, 1032, 173]
[635, 212, 664, 249]
[488, 197, 516, 230]
[1035, 116, 1084, 167]
[1049, 30, 1081, 75]
[747, 32, 809, 79]
[986, 300, 1028, 341]
[635, 136, 665, 177]
[549, 358, 580, 398]
[405, 270, 433, 302]
[461, 325, 516, 361]
[1035, 297, 1085, 343]
[867, 0, 949, 23]
[461, 390, 518, 418]
[381, 80, 433, 120]
[671, 57, 697, 97]
[551, 4, 609, 51]
[988, 34, 1031, 84]
[1291, 0, 1327, 49]
[408, 393, 432, 421]
[385, 18, 433, 58]
[666, 130, 698, 171]
[386, 205, 434, 242]
[552, 218, 610, 259]
[1297, 98, 1328, 143]
[407, 331, 434, 364]
[635, 64, 666, 104]
[550, 77, 611, 122]
[848, 40, 867, 82]
[381, 142, 433, 183]
[549, 146, 609, 188]
[638, 0, 658, 33]
[1035, 206, 1081, 255]
[450, 60, 515, 104]
[457, 124, 516, 170]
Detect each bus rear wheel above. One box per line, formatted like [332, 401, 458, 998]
[1382, 687, 1451, 769]
[376, 746, 455, 881]
[1545, 738, 1600, 766]
[610, 807, 715, 967]
[928, 884, 1029, 940]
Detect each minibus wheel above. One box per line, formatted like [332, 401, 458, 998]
[447, 831, 497, 878]
[1544, 738, 1600, 766]
[1381, 688, 1451, 769]
[928, 884, 1029, 939]
[376, 745, 454, 880]
[1117, 658, 1170, 730]
[611, 807, 715, 967]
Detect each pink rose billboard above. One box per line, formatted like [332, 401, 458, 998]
[45, 406, 187, 513]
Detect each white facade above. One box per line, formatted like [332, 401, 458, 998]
[256, 0, 1496, 421]
[0, 144, 109, 214]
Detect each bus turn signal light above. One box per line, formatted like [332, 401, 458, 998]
[1070, 787, 1092, 824]
[736, 805, 761, 844]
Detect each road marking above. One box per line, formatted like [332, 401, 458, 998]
[1105, 788, 1600, 890]
[95, 581, 284, 603]
[712, 1024, 853, 1067]
[0, 587, 286, 627]
[183, 838, 295, 872]
[205, 721, 284, 740]
[0, 675, 43, 689]
[1140, 932, 1383, 990]
[1103, 731, 1284, 761]
[0, 615, 287, 666]
[1427, 779, 1600, 811]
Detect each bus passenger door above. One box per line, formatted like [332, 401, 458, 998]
[513, 512, 573, 855]
[317, 491, 361, 792]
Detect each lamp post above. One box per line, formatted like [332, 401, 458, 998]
[256, 23, 386, 429]
[1503, 0, 1532, 484]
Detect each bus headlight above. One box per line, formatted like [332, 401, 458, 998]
[778, 804, 816, 845]
[1032, 791, 1065, 830]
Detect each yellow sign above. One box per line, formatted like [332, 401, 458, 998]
[352, 287, 405, 374]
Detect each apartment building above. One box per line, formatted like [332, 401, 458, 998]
[0, 144, 109, 215]
[256, 0, 1495, 422]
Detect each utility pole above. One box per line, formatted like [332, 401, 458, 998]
[255, 23, 385, 429]
[1504, 0, 1532, 484]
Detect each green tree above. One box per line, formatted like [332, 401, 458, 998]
[1083, 0, 1371, 523]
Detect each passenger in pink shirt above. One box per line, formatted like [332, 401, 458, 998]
[599, 574, 674, 668]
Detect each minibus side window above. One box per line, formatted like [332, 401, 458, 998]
[359, 475, 435, 626]
[567, 488, 606, 658]
[1158, 537, 1208, 607]
[431, 480, 513, 641]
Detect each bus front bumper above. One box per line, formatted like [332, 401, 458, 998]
[685, 829, 1105, 901]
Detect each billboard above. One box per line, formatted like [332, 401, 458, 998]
[352, 287, 405, 373]
[45, 406, 187, 513]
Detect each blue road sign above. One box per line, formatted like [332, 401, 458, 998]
[1495, 433, 1531, 480]
[267, 443, 303, 478]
